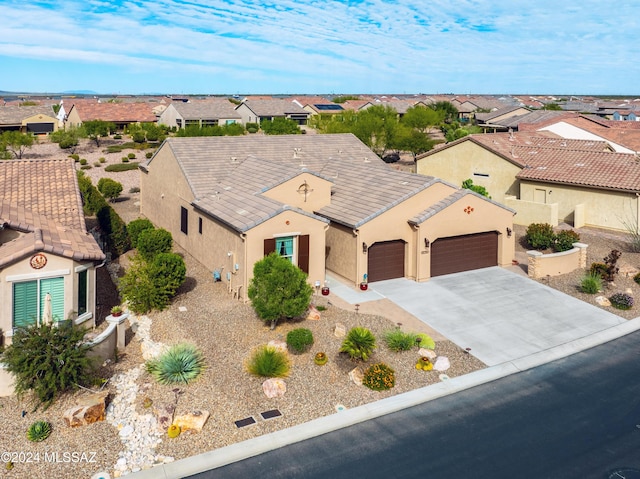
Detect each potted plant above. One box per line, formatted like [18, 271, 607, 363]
[110, 306, 123, 317]
[360, 274, 368, 291]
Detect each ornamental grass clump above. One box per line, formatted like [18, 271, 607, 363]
[246, 345, 290, 378]
[146, 343, 206, 385]
[383, 328, 419, 352]
[286, 328, 314, 354]
[609, 292, 634, 310]
[581, 272, 603, 294]
[340, 327, 376, 361]
[362, 363, 395, 391]
[26, 421, 52, 442]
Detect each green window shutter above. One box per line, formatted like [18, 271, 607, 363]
[13, 281, 38, 329]
[40, 277, 65, 322]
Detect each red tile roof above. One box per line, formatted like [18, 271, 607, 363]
[70, 102, 157, 123]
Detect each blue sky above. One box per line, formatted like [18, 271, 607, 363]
[1, 0, 638, 95]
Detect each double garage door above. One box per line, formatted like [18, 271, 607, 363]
[430, 231, 498, 277]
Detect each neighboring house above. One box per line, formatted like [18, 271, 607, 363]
[0, 159, 105, 346]
[474, 106, 531, 132]
[416, 132, 640, 232]
[140, 134, 515, 301]
[65, 102, 157, 130]
[158, 99, 242, 129]
[612, 110, 638, 122]
[334, 99, 373, 112]
[234, 99, 310, 125]
[0, 104, 59, 135]
[292, 97, 346, 117]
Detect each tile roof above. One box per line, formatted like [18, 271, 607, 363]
[147, 134, 441, 231]
[500, 110, 578, 129]
[236, 99, 309, 116]
[69, 102, 157, 122]
[171, 99, 241, 120]
[0, 159, 105, 266]
[475, 106, 529, 122]
[0, 104, 57, 125]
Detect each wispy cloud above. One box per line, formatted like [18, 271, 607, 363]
[0, 0, 638, 94]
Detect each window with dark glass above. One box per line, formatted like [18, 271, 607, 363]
[181, 206, 188, 234]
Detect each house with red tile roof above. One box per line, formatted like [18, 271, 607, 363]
[65, 101, 157, 130]
[0, 159, 105, 347]
[416, 131, 640, 232]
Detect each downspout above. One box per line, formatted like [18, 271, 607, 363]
[241, 232, 248, 302]
[636, 193, 640, 235]
[353, 228, 360, 287]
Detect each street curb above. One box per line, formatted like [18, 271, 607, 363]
[128, 317, 640, 479]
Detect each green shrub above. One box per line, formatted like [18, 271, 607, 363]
[415, 333, 435, 349]
[93, 161, 101, 167]
[383, 328, 419, 352]
[554, 230, 580, 252]
[128, 152, 136, 159]
[145, 343, 205, 385]
[79, 158, 87, 165]
[127, 218, 155, 248]
[105, 162, 139, 172]
[132, 131, 146, 143]
[340, 327, 376, 361]
[634, 272, 640, 286]
[245, 122, 259, 131]
[97, 204, 131, 256]
[1, 323, 96, 410]
[137, 228, 173, 261]
[99, 157, 106, 163]
[590, 262, 608, 279]
[525, 223, 555, 250]
[119, 253, 185, 313]
[69, 153, 80, 161]
[146, 152, 153, 159]
[26, 421, 52, 442]
[114, 134, 122, 139]
[122, 156, 129, 163]
[80, 165, 92, 170]
[286, 328, 314, 354]
[129, 186, 140, 193]
[316, 305, 327, 311]
[97, 177, 123, 202]
[246, 345, 290, 378]
[609, 292, 634, 310]
[362, 363, 395, 391]
[76, 171, 107, 215]
[247, 127, 258, 134]
[247, 253, 314, 329]
[581, 273, 602, 294]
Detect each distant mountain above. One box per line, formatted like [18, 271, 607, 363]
[61, 90, 98, 95]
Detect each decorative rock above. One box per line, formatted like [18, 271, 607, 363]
[153, 403, 176, 431]
[418, 348, 437, 360]
[349, 367, 364, 386]
[334, 323, 346, 338]
[596, 295, 611, 307]
[307, 305, 321, 321]
[119, 425, 134, 438]
[173, 410, 210, 433]
[267, 340, 287, 353]
[263, 378, 287, 398]
[626, 288, 633, 295]
[619, 264, 639, 277]
[433, 356, 450, 371]
[63, 392, 108, 427]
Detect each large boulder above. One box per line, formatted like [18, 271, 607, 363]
[262, 378, 287, 398]
[63, 392, 108, 427]
[173, 410, 210, 433]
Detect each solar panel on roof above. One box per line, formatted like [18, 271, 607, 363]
[314, 104, 343, 111]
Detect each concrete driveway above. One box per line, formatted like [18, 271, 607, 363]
[327, 267, 626, 366]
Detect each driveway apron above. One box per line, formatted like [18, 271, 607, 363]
[332, 267, 626, 366]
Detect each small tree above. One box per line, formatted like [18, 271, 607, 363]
[137, 228, 173, 261]
[128, 218, 155, 248]
[260, 117, 301, 135]
[97, 178, 123, 202]
[82, 120, 115, 146]
[248, 253, 313, 329]
[0, 131, 35, 159]
[1, 323, 96, 410]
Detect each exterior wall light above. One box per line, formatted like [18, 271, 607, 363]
[362, 242, 368, 254]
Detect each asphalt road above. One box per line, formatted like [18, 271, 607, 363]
[189, 330, 640, 479]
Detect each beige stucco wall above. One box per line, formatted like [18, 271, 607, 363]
[504, 196, 559, 226]
[325, 223, 357, 282]
[527, 244, 587, 279]
[23, 113, 59, 133]
[261, 172, 333, 213]
[416, 141, 521, 203]
[0, 254, 98, 345]
[418, 193, 515, 279]
[520, 181, 640, 232]
[65, 108, 82, 129]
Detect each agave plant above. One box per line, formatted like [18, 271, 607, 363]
[340, 327, 376, 361]
[26, 420, 52, 442]
[146, 343, 206, 385]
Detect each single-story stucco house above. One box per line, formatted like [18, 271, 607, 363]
[139, 134, 515, 301]
[0, 159, 105, 347]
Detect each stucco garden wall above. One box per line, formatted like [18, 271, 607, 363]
[527, 243, 588, 279]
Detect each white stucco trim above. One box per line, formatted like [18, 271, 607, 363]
[5, 269, 70, 282]
[74, 263, 92, 273]
[272, 232, 302, 238]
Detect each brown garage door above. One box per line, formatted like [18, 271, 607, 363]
[367, 240, 405, 282]
[431, 232, 498, 277]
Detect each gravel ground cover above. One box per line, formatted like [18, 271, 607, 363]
[2, 138, 639, 478]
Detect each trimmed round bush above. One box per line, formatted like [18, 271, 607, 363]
[246, 345, 290, 378]
[122, 156, 129, 163]
[554, 230, 580, 252]
[79, 158, 87, 165]
[137, 227, 173, 261]
[128, 218, 155, 248]
[146, 343, 205, 385]
[362, 363, 395, 391]
[525, 223, 555, 250]
[286, 328, 314, 354]
[609, 292, 634, 310]
[128, 152, 136, 159]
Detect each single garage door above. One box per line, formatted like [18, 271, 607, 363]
[367, 240, 405, 282]
[431, 231, 498, 277]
